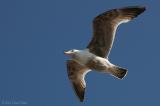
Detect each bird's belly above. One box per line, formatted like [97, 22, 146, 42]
[73, 51, 94, 65]
[74, 55, 92, 65]
[86, 56, 112, 71]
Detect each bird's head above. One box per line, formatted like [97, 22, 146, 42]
[64, 49, 79, 56]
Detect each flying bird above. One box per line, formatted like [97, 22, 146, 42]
[64, 6, 146, 102]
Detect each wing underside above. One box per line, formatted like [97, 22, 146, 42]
[66, 60, 90, 102]
[87, 6, 146, 58]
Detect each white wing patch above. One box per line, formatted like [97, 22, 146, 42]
[81, 70, 91, 87]
[114, 19, 130, 35]
[111, 19, 130, 49]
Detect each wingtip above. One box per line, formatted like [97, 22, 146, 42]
[120, 6, 146, 11]
[138, 6, 146, 13]
[122, 5, 146, 9]
[131, 6, 146, 13]
[137, 6, 146, 9]
[72, 82, 85, 102]
[80, 98, 84, 102]
[135, 6, 146, 17]
[119, 6, 146, 19]
[79, 88, 85, 102]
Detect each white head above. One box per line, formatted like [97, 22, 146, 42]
[64, 49, 93, 64]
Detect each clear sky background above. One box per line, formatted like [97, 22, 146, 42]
[0, 0, 159, 106]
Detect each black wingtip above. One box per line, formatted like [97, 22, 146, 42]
[79, 88, 85, 102]
[118, 6, 146, 19]
[80, 97, 84, 102]
[121, 6, 146, 10]
[135, 6, 146, 15]
[128, 6, 146, 13]
[72, 82, 85, 102]
[139, 6, 146, 11]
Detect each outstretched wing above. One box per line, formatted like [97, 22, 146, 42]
[66, 60, 90, 102]
[87, 6, 146, 58]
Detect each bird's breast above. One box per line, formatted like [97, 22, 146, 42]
[72, 51, 95, 65]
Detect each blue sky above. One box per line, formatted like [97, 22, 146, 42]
[0, 0, 159, 106]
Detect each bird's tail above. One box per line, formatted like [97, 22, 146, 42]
[109, 66, 128, 79]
